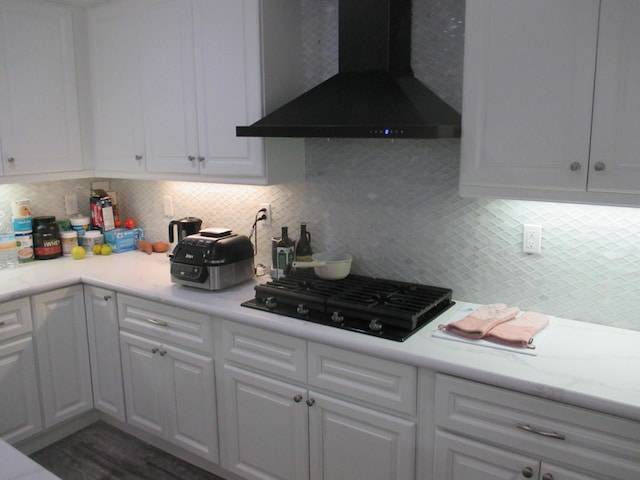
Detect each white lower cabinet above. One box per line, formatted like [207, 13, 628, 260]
[84, 286, 125, 422]
[31, 286, 93, 429]
[118, 295, 218, 463]
[434, 374, 640, 480]
[218, 321, 417, 480]
[0, 297, 42, 444]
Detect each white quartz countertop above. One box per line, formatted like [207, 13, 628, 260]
[2, 252, 639, 422]
[0, 439, 60, 480]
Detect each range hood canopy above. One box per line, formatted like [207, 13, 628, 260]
[237, 0, 461, 139]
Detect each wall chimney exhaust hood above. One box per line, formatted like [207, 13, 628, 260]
[237, 0, 461, 139]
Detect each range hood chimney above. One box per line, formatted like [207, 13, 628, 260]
[237, 0, 461, 139]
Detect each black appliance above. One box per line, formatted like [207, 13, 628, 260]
[242, 270, 454, 341]
[236, 0, 461, 140]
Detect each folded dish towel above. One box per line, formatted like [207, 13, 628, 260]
[484, 311, 549, 349]
[438, 303, 521, 339]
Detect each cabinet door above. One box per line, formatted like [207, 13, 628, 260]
[220, 363, 309, 480]
[460, 0, 599, 195]
[434, 431, 540, 480]
[0, 0, 82, 175]
[140, 0, 199, 174]
[308, 391, 416, 480]
[32, 286, 93, 428]
[194, 0, 264, 178]
[0, 337, 42, 444]
[119, 331, 165, 437]
[588, 0, 640, 194]
[87, 0, 146, 173]
[84, 286, 125, 422]
[164, 344, 218, 462]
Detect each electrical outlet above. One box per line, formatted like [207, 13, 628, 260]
[163, 195, 173, 217]
[259, 203, 272, 226]
[522, 224, 542, 254]
[64, 194, 78, 215]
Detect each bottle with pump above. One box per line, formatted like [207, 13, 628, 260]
[295, 223, 313, 262]
[276, 226, 295, 278]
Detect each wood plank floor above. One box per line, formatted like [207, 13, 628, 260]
[29, 421, 225, 480]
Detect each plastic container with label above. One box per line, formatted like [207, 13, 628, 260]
[15, 231, 34, 263]
[70, 215, 90, 247]
[60, 230, 78, 256]
[33, 216, 61, 260]
[0, 233, 18, 269]
[83, 230, 103, 253]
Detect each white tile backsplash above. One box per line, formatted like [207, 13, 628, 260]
[2, 0, 640, 330]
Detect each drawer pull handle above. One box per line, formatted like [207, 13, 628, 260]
[516, 423, 565, 440]
[147, 318, 168, 327]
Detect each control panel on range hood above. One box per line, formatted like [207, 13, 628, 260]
[236, 0, 461, 140]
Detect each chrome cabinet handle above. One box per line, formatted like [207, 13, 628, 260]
[293, 394, 303, 403]
[103, 294, 111, 301]
[146, 318, 168, 327]
[306, 398, 315, 407]
[516, 423, 566, 440]
[594, 161, 606, 172]
[569, 162, 581, 172]
[521, 467, 533, 478]
[7, 157, 15, 163]
[542, 474, 554, 480]
[135, 155, 143, 161]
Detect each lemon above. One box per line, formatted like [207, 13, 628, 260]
[71, 246, 86, 260]
[101, 244, 113, 256]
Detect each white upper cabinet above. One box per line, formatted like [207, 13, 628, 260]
[460, 0, 640, 206]
[88, 0, 305, 185]
[0, 0, 83, 177]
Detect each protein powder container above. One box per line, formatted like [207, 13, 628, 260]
[60, 230, 78, 256]
[70, 215, 90, 246]
[33, 216, 62, 260]
[83, 230, 103, 253]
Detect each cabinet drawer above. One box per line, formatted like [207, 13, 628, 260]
[308, 342, 417, 415]
[435, 374, 640, 478]
[0, 297, 32, 342]
[221, 321, 306, 383]
[117, 294, 212, 354]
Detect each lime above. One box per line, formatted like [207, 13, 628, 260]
[92, 244, 102, 255]
[101, 244, 113, 256]
[71, 246, 86, 260]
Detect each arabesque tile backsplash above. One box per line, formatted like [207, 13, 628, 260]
[2, 0, 640, 330]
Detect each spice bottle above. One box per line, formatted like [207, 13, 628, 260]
[276, 226, 295, 278]
[295, 223, 313, 262]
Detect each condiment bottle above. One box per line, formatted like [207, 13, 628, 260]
[276, 226, 295, 278]
[295, 223, 313, 262]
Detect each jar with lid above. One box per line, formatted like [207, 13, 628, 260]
[60, 230, 78, 256]
[83, 230, 103, 253]
[32, 216, 62, 260]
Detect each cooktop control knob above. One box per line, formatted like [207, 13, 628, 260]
[331, 311, 344, 323]
[265, 297, 277, 309]
[296, 304, 309, 316]
[369, 319, 383, 332]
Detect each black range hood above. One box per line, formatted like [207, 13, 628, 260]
[237, 0, 461, 140]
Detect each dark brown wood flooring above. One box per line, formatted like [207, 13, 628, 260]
[29, 421, 225, 480]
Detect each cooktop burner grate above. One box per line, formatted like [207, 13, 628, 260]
[242, 271, 454, 341]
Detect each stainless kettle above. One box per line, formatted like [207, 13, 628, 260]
[168, 217, 202, 243]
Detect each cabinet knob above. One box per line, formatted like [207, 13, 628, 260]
[103, 294, 111, 301]
[7, 157, 15, 164]
[159, 349, 167, 357]
[521, 466, 534, 478]
[541, 474, 554, 480]
[306, 398, 316, 407]
[188, 156, 196, 162]
[569, 162, 581, 172]
[198, 156, 205, 163]
[0, 321, 5, 327]
[151, 347, 159, 354]
[293, 394, 303, 403]
[594, 161, 606, 172]
[135, 155, 143, 161]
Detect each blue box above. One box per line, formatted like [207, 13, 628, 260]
[103, 228, 144, 253]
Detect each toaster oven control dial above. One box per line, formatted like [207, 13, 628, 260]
[331, 311, 344, 324]
[296, 304, 309, 316]
[265, 297, 277, 309]
[369, 319, 383, 332]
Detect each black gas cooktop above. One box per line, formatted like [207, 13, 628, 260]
[242, 270, 454, 341]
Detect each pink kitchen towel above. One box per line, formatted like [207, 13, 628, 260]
[438, 303, 521, 339]
[484, 311, 549, 349]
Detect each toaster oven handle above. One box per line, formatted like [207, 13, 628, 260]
[147, 318, 168, 327]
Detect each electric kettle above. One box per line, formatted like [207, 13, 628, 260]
[168, 217, 202, 243]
